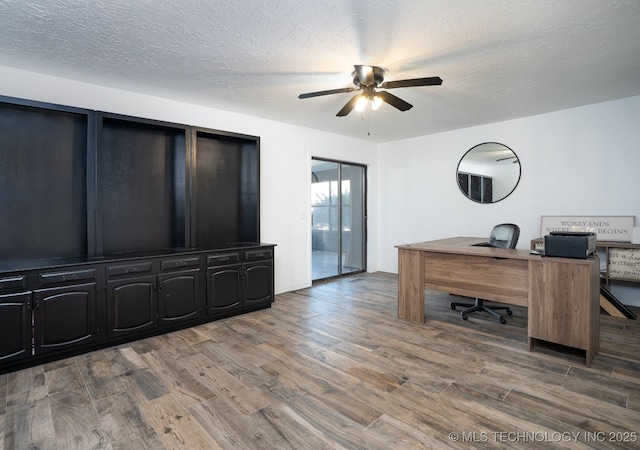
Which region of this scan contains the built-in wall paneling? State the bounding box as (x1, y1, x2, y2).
(0, 100, 88, 261)
(98, 116, 188, 254)
(194, 130, 259, 246)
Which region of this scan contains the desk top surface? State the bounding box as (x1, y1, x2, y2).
(396, 236, 596, 264)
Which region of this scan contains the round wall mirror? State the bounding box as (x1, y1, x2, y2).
(456, 142, 521, 203)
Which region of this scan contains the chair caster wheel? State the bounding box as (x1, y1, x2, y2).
(461, 314, 468, 320)
(506, 309, 513, 316)
(500, 317, 507, 324)
(450, 303, 456, 310)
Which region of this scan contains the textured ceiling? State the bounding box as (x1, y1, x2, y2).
(1, 0, 639, 142)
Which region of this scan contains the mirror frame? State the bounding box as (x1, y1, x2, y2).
(456, 142, 521, 204)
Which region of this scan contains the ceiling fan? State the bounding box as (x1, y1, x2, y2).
(298, 65, 442, 117)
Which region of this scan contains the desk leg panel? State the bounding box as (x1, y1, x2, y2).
(528, 259, 599, 366)
(398, 249, 425, 323)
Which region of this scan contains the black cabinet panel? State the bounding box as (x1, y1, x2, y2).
(244, 261, 274, 306)
(0, 103, 87, 261)
(38, 269, 96, 287)
(107, 261, 153, 277)
(160, 256, 200, 271)
(100, 118, 186, 254)
(0, 276, 27, 294)
(107, 275, 157, 337)
(195, 133, 259, 245)
(34, 283, 97, 353)
(0, 292, 31, 363)
(158, 269, 200, 325)
(207, 252, 240, 265)
(245, 248, 273, 261)
(206, 264, 242, 314)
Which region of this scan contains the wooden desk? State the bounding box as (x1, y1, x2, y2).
(396, 237, 600, 366)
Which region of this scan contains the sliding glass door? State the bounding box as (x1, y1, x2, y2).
(311, 158, 366, 281)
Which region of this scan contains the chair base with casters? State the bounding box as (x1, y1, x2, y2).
(450, 298, 512, 324)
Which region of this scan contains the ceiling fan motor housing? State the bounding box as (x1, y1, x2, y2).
(352, 66, 385, 87)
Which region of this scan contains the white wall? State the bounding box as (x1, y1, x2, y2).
(0, 65, 379, 295)
(378, 95, 640, 305)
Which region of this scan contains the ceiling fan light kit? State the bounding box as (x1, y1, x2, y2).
(298, 65, 442, 117)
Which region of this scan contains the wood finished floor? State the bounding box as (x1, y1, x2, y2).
(2, 272, 640, 449)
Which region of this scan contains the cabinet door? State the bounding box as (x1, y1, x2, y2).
(244, 260, 273, 307)
(206, 264, 242, 315)
(158, 269, 200, 326)
(0, 292, 32, 363)
(107, 275, 157, 338)
(33, 283, 97, 354)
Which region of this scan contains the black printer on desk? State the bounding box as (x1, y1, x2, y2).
(544, 231, 597, 259)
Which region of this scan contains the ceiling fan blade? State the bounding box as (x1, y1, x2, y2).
(380, 76, 443, 89)
(376, 91, 413, 111)
(354, 65, 375, 86)
(298, 87, 356, 99)
(336, 94, 362, 117)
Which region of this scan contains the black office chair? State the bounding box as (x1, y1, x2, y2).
(450, 223, 520, 324)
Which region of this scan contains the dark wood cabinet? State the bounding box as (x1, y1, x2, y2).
(0, 291, 32, 363)
(0, 96, 274, 374)
(0, 245, 274, 373)
(206, 263, 243, 315)
(158, 266, 201, 326)
(206, 248, 274, 315)
(33, 283, 98, 354)
(106, 256, 203, 336)
(107, 274, 157, 338)
(0, 269, 100, 364)
(244, 247, 274, 307)
(244, 260, 274, 307)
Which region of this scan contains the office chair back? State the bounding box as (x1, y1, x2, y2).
(487, 223, 520, 249)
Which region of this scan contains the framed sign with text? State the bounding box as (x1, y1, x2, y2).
(608, 247, 640, 281)
(540, 215, 636, 242)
